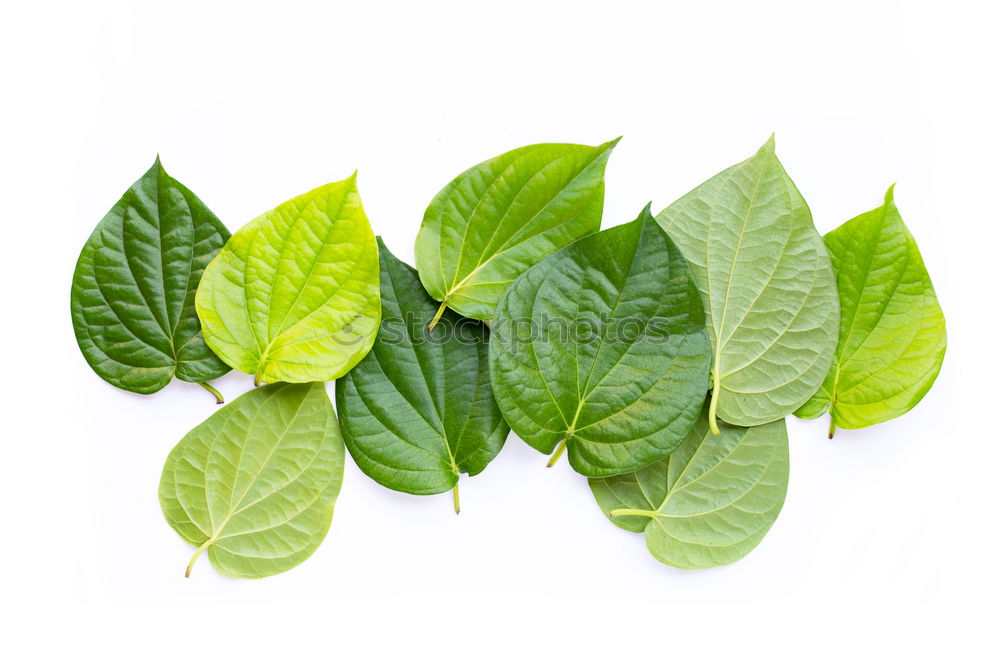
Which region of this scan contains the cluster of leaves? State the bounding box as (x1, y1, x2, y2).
(71, 138, 946, 578)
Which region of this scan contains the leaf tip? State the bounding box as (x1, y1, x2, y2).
(884, 183, 897, 204)
(760, 133, 776, 154)
(605, 135, 623, 149)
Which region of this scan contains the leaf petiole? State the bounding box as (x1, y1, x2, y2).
(452, 483, 460, 515)
(197, 381, 224, 404)
(428, 301, 448, 332)
(546, 434, 570, 468)
(185, 539, 212, 578)
(609, 508, 658, 519)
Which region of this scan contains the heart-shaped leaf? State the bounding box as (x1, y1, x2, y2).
(490, 205, 711, 477)
(656, 137, 839, 432)
(159, 382, 344, 578)
(71, 158, 231, 400)
(336, 240, 509, 512)
(795, 186, 946, 435)
(415, 139, 618, 324)
(590, 407, 788, 569)
(195, 175, 381, 384)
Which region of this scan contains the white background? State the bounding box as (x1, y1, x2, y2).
(1, 0, 995, 664)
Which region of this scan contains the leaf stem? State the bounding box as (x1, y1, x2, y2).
(707, 382, 721, 436)
(609, 508, 658, 519)
(253, 369, 262, 387)
(452, 483, 461, 515)
(546, 435, 570, 468)
(828, 417, 836, 439)
(185, 539, 212, 578)
(197, 381, 224, 404)
(428, 300, 448, 332)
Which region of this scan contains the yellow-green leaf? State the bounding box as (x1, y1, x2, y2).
(196, 175, 380, 384)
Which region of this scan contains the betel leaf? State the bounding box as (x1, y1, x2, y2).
(336, 239, 509, 512)
(656, 137, 838, 432)
(489, 205, 711, 477)
(415, 139, 618, 325)
(195, 175, 381, 384)
(71, 158, 230, 401)
(795, 186, 946, 436)
(159, 382, 344, 578)
(589, 406, 788, 569)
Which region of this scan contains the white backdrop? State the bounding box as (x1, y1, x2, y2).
(2, 0, 995, 664)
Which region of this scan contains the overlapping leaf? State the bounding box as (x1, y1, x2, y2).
(336, 240, 508, 510)
(159, 382, 344, 578)
(795, 186, 946, 434)
(656, 137, 839, 431)
(71, 158, 230, 399)
(590, 407, 788, 569)
(490, 206, 711, 477)
(196, 175, 381, 384)
(415, 140, 618, 324)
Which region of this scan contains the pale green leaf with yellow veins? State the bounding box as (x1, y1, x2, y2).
(590, 406, 788, 569)
(656, 137, 838, 432)
(795, 186, 946, 435)
(159, 382, 344, 578)
(196, 175, 380, 384)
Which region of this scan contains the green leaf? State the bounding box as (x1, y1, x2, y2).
(71, 158, 231, 398)
(159, 382, 344, 578)
(415, 139, 618, 323)
(195, 175, 381, 384)
(489, 205, 712, 477)
(795, 186, 946, 434)
(589, 407, 788, 569)
(656, 137, 839, 432)
(335, 240, 509, 511)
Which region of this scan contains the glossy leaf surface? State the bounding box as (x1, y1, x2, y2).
(159, 382, 344, 578)
(336, 240, 508, 505)
(490, 206, 711, 477)
(590, 408, 788, 569)
(656, 137, 838, 430)
(196, 175, 380, 384)
(415, 140, 618, 322)
(71, 158, 230, 395)
(795, 186, 946, 432)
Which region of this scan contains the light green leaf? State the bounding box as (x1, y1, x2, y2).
(195, 175, 381, 384)
(656, 137, 839, 432)
(795, 186, 946, 434)
(490, 205, 711, 477)
(589, 407, 788, 569)
(159, 382, 344, 578)
(415, 139, 618, 323)
(336, 240, 508, 512)
(71, 158, 230, 400)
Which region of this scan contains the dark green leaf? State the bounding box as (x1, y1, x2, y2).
(71, 158, 230, 398)
(490, 206, 711, 477)
(336, 240, 508, 511)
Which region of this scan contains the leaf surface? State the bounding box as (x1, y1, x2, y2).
(159, 382, 344, 578)
(71, 158, 230, 395)
(490, 206, 711, 477)
(196, 175, 381, 384)
(415, 140, 618, 322)
(589, 407, 788, 569)
(795, 186, 946, 432)
(656, 137, 838, 431)
(336, 240, 509, 507)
